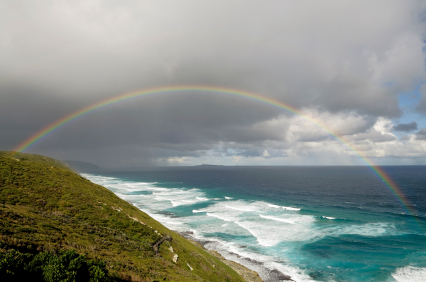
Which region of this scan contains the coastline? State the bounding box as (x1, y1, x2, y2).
(185, 236, 264, 282)
(79, 172, 296, 281)
(177, 231, 293, 282)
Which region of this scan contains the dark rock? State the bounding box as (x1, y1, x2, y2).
(267, 269, 293, 281)
(178, 231, 194, 237)
(243, 257, 264, 266)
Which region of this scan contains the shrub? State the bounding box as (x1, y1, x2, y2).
(0, 249, 112, 282)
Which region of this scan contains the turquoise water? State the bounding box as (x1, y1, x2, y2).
(83, 166, 426, 282)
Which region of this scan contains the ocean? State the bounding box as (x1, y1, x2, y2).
(82, 166, 426, 282)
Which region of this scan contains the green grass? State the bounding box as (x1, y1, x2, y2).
(0, 152, 245, 282)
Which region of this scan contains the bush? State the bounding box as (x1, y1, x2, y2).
(0, 249, 112, 282)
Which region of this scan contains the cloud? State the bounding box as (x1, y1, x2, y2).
(416, 84, 426, 114)
(393, 121, 418, 132)
(415, 129, 426, 140)
(1, 0, 426, 166)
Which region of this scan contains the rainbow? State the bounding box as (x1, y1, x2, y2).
(13, 85, 416, 216)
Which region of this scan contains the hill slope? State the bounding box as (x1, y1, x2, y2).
(63, 160, 102, 173)
(0, 152, 246, 281)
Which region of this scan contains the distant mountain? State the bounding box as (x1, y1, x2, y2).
(63, 160, 102, 172)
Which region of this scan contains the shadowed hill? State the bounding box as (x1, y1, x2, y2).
(63, 160, 103, 173)
(0, 152, 246, 281)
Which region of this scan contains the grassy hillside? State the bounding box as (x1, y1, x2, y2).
(0, 152, 246, 281)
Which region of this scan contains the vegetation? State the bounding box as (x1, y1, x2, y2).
(0, 249, 111, 281)
(0, 151, 245, 281)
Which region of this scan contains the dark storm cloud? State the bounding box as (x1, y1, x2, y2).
(392, 121, 418, 132)
(27, 92, 286, 150)
(1, 0, 425, 165)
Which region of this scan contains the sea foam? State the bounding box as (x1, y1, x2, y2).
(392, 266, 426, 282)
(260, 214, 296, 224)
(282, 206, 301, 211)
(83, 172, 421, 282)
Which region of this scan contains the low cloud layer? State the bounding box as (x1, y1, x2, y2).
(1, 0, 426, 166)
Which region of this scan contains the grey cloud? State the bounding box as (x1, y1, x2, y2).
(415, 129, 426, 140)
(295, 134, 330, 143)
(368, 134, 397, 143)
(26, 92, 285, 150)
(393, 121, 418, 132)
(1, 0, 426, 165)
(314, 73, 401, 117)
(415, 84, 426, 114)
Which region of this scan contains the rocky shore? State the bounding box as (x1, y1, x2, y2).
(179, 231, 294, 282)
(187, 238, 263, 282)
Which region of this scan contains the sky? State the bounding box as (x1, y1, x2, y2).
(1, 0, 426, 168)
